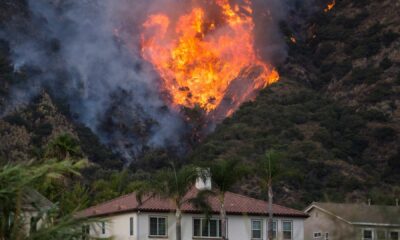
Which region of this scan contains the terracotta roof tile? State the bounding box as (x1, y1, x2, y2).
(77, 187, 307, 218)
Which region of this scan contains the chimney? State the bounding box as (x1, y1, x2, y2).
(195, 168, 212, 190)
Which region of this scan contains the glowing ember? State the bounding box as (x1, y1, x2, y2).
(324, 0, 336, 12)
(141, 0, 279, 116)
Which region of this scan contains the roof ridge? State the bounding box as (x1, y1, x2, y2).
(81, 192, 137, 212)
(227, 191, 293, 208)
(316, 202, 400, 208)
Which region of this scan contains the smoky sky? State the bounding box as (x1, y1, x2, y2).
(0, 0, 293, 161)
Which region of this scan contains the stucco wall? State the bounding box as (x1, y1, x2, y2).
(89, 212, 305, 240)
(304, 208, 355, 240)
(304, 207, 400, 240)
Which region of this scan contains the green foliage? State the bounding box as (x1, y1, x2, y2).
(379, 57, 392, 70)
(45, 133, 82, 160)
(0, 159, 89, 240)
(349, 67, 383, 85)
(75, 124, 123, 169)
(208, 158, 249, 196)
(371, 127, 397, 142)
(91, 169, 139, 204)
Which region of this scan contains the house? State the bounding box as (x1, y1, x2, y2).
(77, 179, 308, 240)
(304, 202, 400, 240)
(21, 189, 55, 235)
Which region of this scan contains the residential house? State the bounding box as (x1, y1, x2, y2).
(21, 189, 55, 235)
(304, 202, 400, 240)
(77, 179, 308, 240)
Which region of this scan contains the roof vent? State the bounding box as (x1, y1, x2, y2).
(195, 168, 212, 190)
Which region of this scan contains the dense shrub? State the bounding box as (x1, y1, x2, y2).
(361, 109, 390, 122)
(379, 57, 392, 70)
(371, 127, 397, 142)
(363, 83, 393, 103)
(349, 67, 383, 85)
(382, 30, 400, 47)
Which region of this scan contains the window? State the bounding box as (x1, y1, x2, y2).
(314, 232, 322, 238)
(101, 222, 106, 235)
(325, 232, 329, 240)
(377, 230, 387, 240)
(267, 221, 277, 239)
(363, 229, 373, 240)
(30, 217, 37, 233)
(283, 221, 293, 240)
(129, 217, 134, 236)
(251, 220, 262, 239)
(82, 225, 90, 240)
(149, 216, 167, 236)
(390, 231, 399, 240)
(193, 218, 222, 237)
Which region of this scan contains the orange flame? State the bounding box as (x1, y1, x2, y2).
(141, 0, 279, 116)
(324, 0, 336, 12)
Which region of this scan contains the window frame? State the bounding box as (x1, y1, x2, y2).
(377, 229, 387, 240)
(149, 215, 168, 237)
(362, 228, 374, 240)
(192, 217, 222, 238)
(282, 220, 293, 240)
(101, 221, 106, 235)
(251, 219, 263, 240)
(314, 232, 322, 239)
(129, 216, 134, 236)
(266, 220, 278, 240)
(389, 231, 400, 240)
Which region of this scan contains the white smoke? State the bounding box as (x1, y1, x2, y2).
(0, 0, 294, 161)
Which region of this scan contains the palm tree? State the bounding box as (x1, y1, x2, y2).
(0, 159, 89, 240)
(135, 163, 198, 240)
(256, 150, 282, 240)
(45, 133, 81, 160)
(208, 158, 249, 240)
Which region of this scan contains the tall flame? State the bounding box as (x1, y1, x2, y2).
(324, 0, 336, 12)
(141, 0, 279, 116)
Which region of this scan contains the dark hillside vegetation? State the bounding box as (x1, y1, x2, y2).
(190, 0, 400, 207)
(0, 0, 399, 209)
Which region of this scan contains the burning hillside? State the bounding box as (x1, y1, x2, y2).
(140, 0, 279, 120)
(0, 0, 286, 159)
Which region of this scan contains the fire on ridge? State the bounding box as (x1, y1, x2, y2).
(141, 0, 279, 119)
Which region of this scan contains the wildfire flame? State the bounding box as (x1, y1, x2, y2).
(324, 0, 336, 12)
(141, 0, 279, 117)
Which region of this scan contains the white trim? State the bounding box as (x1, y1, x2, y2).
(313, 232, 322, 239)
(251, 219, 263, 240)
(389, 230, 400, 240)
(305, 204, 400, 227)
(305, 205, 352, 224)
(192, 217, 222, 238)
(361, 228, 374, 240)
(325, 232, 329, 240)
(353, 222, 400, 227)
(148, 215, 168, 237)
(282, 220, 293, 240)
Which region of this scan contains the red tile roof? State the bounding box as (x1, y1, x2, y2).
(77, 187, 308, 218)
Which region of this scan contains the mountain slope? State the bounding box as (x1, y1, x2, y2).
(190, 0, 400, 207)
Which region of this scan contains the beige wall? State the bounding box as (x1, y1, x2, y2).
(304, 208, 355, 240)
(304, 207, 400, 240)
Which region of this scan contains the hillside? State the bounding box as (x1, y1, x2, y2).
(190, 0, 400, 207)
(0, 0, 399, 209)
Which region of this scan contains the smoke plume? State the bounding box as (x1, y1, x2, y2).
(0, 0, 291, 161)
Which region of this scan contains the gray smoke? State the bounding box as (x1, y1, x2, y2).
(0, 0, 294, 161)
